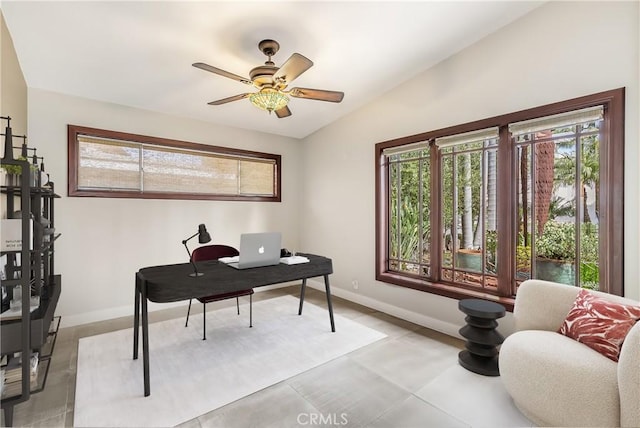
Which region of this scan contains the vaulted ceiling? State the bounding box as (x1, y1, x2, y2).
(2, 1, 543, 138)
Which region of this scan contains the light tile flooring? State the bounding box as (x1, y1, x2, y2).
(2, 286, 530, 428)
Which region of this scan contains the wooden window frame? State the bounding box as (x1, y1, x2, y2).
(68, 125, 281, 202)
(375, 88, 625, 310)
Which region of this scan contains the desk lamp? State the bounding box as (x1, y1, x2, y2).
(182, 224, 211, 277)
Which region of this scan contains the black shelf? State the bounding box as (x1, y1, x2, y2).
(39, 316, 61, 360)
(0, 185, 59, 197)
(1, 121, 62, 426)
(1, 315, 61, 402)
(0, 276, 61, 355)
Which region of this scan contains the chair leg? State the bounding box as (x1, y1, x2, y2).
(185, 299, 192, 327)
(249, 294, 253, 328)
(202, 302, 206, 340)
(236, 297, 240, 315)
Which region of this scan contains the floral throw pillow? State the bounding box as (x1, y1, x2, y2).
(559, 289, 640, 362)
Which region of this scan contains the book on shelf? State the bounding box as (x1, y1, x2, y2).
(1, 218, 34, 251)
(1, 352, 39, 398)
(0, 301, 39, 320)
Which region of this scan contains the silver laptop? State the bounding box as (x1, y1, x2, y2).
(227, 232, 282, 269)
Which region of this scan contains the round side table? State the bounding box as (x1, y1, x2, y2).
(458, 299, 506, 376)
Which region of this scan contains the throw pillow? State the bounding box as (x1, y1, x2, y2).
(559, 289, 640, 362)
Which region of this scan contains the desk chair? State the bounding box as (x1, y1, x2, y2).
(185, 244, 254, 340)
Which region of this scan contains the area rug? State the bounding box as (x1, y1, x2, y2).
(74, 295, 386, 427)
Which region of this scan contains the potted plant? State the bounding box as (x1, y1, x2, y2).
(456, 247, 482, 271)
(0, 161, 22, 186)
(535, 221, 576, 285)
(0, 157, 38, 186)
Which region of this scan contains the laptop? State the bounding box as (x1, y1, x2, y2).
(226, 232, 282, 269)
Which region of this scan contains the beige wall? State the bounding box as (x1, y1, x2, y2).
(301, 1, 639, 336)
(27, 89, 302, 326)
(0, 11, 27, 148)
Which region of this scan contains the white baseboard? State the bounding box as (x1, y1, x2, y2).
(60, 279, 464, 338)
(305, 279, 464, 339)
(59, 283, 292, 328)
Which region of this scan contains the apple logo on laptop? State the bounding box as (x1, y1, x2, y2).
(258, 246, 265, 254)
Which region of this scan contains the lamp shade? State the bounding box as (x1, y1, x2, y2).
(249, 89, 289, 113)
(197, 224, 211, 244)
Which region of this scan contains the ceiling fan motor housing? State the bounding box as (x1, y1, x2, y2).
(250, 40, 283, 89)
(249, 65, 279, 88)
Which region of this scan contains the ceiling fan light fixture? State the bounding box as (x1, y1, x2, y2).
(249, 88, 289, 113)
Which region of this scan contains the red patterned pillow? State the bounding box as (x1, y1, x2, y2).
(559, 289, 640, 362)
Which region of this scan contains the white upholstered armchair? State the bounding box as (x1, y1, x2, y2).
(499, 280, 640, 427)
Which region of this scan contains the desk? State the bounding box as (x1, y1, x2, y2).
(133, 253, 334, 396)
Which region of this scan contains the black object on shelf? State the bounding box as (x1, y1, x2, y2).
(2, 116, 13, 160)
(457, 298, 506, 376)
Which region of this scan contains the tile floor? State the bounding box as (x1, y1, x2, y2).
(2, 286, 531, 427)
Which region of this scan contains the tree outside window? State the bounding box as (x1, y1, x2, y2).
(375, 88, 624, 305)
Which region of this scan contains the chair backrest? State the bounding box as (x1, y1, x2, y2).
(515, 279, 640, 332)
(192, 244, 239, 262)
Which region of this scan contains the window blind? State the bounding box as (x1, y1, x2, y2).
(382, 141, 430, 157)
(509, 106, 603, 136)
(78, 137, 140, 191)
(435, 127, 499, 148)
(76, 134, 276, 197)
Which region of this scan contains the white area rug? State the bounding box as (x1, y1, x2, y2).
(74, 296, 386, 427)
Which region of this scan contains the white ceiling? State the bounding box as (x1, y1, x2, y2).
(2, 1, 543, 139)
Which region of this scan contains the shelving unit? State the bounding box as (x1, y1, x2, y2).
(0, 116, 62, 427)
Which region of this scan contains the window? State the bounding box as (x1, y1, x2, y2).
(68, 125, 281, 201)
(376, 88, 624, 307)
(437, 128, 499, 293)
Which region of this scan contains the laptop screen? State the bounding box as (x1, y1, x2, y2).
(232, 232, 281, 269)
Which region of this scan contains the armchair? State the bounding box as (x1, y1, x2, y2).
(499, 280, 640, 427)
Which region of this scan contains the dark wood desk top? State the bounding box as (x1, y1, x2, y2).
(137, 253, 333, 303)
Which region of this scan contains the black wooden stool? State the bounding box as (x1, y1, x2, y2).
(458, 299, 506, 376)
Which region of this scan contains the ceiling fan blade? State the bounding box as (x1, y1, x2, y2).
(207, 93, 251, 105)
(272, 53, 313, 86)
(288, 88, 344, 103)
(193, 62, 252, 85)
(275, 106, 292, 118)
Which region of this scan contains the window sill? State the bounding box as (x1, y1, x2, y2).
(376, 271, 515, 312)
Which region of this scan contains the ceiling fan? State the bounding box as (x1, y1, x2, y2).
(193, 39, 344, 118)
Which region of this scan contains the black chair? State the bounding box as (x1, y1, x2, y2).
(185, 244, 254, 340)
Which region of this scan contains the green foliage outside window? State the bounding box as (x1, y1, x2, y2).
(536, 221, 575, 261)
(536, 221, 598, 263)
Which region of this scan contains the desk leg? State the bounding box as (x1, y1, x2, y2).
(141, 282, 151, 396)
(298, 278, 307, 315)
(133, 273, 140, 360)
(324, 275, 336, 332)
